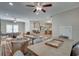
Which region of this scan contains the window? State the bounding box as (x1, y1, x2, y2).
(13, 25, 18, 32)
(6, 24, 18, 33)
(6, 25, 12, 33)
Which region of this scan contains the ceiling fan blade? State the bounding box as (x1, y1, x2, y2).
(33, 9, 37, 12)
(43, 4, 52, 7)
(41, 9, 46, 13)
(26, 5, 35, 7)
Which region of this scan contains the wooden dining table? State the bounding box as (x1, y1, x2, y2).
(27, 39, 74, 56)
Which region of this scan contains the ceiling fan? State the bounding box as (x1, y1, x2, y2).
(25, 2, 52, 13)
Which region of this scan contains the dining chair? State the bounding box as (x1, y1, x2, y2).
(11, 40, 29, 55)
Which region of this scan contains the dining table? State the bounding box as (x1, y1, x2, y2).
(27, 38, 74, 56)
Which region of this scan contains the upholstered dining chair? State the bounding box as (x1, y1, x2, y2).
(11, 40, 29, 55)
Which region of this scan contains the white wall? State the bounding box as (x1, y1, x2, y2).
(25, 20, 31, 32)
(52, 7, 79, 42)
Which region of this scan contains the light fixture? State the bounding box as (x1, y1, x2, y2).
(36, 6, 42, 11)
(36, 3, 42, 11)
(36, 11, 40, 15)
(35, 6, 42, 15)
(9, 2, 13, 6)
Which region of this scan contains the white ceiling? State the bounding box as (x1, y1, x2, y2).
(0, 2, 79, 21)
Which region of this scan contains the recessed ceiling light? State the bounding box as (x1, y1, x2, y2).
(9, 2, 13, 6)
